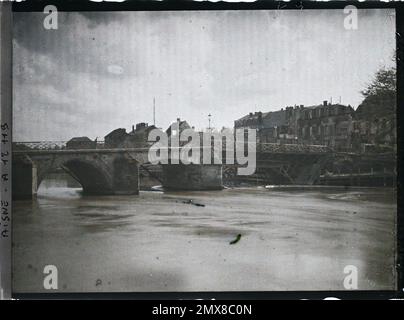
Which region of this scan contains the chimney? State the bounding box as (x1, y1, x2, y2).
(177, 118, 181, 122)
(323, 100, 328, 106)
(132, 125, 135, 132)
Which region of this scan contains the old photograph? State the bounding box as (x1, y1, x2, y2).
(11, 8, 397, 292)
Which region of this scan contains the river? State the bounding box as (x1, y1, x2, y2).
(12, 174, 397, 293)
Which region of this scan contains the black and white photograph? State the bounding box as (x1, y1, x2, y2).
(2, 2, 400, 297)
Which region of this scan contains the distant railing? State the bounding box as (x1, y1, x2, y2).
(13, 141, 67, 150)
(257, 143, 331, 154)
(13, 140, 331, 154)
(13, 141, 105, 151)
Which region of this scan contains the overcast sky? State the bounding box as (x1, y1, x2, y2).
(13, 9, 395, 141)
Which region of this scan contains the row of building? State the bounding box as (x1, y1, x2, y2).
(65, 99, 395, 154)
(234, 100, 396, 152)
(65, 120, 191, 150)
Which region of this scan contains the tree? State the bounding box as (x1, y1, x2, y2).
(358, 66, 396, 116)
(354, 65, 397, 149)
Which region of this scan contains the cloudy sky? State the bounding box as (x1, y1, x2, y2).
(13, 9, 395, 141)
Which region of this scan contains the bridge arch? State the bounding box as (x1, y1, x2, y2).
(32, 155, 115, 195)
(60, 158, 114, 195)
(13, 152, 139, 198)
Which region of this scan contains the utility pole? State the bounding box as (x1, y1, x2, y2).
(153, 97, 156, 126)
(208, 113, 212, 132)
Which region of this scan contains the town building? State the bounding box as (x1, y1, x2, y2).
(351, 99, 396, 152)
(295, 101, 354, 150)
(234, 101, 355, 150)
(166, 118, 194, 147)
(104, 123, 162, 149)
(104, 128, 127, 148)
(123, 123, 160, 148)
(66, 137, 96, 149)
(166, 118, 191, 137)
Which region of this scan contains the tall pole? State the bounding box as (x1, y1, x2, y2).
(208, 113, 211, 131)
(153, 97, 156, 126)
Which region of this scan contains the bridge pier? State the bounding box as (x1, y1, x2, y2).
(111, 157, 139, 195)
(162, 164, 223, 190)
(12, 160, 38, 199)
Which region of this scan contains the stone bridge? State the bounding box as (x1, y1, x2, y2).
(12, 147, 149, 199)
(12, 142, 225, 198)
(12, 141, 344, 198)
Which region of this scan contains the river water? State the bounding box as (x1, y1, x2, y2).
(13, 175, 397, 292)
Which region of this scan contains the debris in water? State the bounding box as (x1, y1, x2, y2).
(230, 234, 242, 245)
(182, 199, 205, 207)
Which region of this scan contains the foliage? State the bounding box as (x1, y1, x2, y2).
(359, 66, 396, 116)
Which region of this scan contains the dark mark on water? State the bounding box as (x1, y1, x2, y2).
(182, 199, 205, 207)
(229, 234, 242, 245)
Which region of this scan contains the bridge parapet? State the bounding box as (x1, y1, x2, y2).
(13, 141, 332, 158)
(13, 141, 106, 151)
(257, 143, 331, 154)
(13, 141, 67, 150)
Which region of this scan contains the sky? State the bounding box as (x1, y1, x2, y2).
(13, 9, 396, 141)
